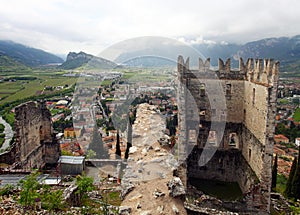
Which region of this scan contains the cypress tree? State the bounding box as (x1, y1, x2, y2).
(125, 121, 132, 160)
(271, 154, 278, 191)
(115, 131, 121, 158)
(291, 147, 300, 200)
(285, 156, 297, 198)
(88, 124, 108, 159)
(124, 142, 132, 160)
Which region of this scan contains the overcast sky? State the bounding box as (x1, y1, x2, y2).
(0, 0, 299, 56)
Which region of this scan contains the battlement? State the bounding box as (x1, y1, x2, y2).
(177, 56, 279, 86)
(177, 55, 279, 213)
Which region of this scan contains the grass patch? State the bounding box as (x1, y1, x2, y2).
(278, 98, 289, 105)
(0, 137, 4, 148)
(293, 108, 300, 122)
(102, 190, 122, 206)
(0, 124, 4, 133)
(0, 73, 77, 105)
(276, 174, 287, 194)
(3, 112, 14, 128)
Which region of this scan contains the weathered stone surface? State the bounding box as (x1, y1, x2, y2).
(120, 181, 135, 199)
(184, 201, 239, 215)
(177, 56, 279, 213)
(119, 206, 132, 215)
(172, 204, 179, 214)
(139, 210, 152, 215)
(153, 188, 165, 199)
(0, 101, 60, 169)
(167, 177, 186, 197)
(157, 205, 164, 214)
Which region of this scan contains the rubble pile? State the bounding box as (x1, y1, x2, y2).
(120, 103, 187, 214)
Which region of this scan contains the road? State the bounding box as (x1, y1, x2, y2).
(0, 116, 13, 151)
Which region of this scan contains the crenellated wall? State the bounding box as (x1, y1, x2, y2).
(177, 56, 279, 214)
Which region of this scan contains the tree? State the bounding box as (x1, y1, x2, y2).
(115, 131, 121, 158)
(18, 172, 40, 209)
(88, 124, 109, 159)
(41, 185, 64, 211)
(291, 147, 300, 200)
(75, 175, 94, 205)
(124, 142, 132, 160)
(86, 149, 96, 159)
(271, 154, 278, 191)
(285, 156, 297, 198)
(125, 121, 133, 160)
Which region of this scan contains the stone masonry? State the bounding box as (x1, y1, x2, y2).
(177, 56, 279, 214)
(3, 101, 60, 169)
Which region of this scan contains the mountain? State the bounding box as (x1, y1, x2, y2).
(233, 35, 300, 72)
(59, 51, 118, 70)
(0, 54, 29, 72)
(0, 40, 63, 67)
(112, 35, 300, 73)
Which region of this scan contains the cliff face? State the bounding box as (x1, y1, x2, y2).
(59, 51, 117, 70)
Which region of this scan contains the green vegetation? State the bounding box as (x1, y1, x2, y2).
(86, 149, 97, 159)
(115, 131, 121, 158)
(18, 172, 65, 212)
(278, 98, 289, 105)
(291, 150, 300, 200)
(284, 147, 300, 213)
(0, 75, 77, 105)
(276, 122, 300, 143)
(61, 149, 73, 156)
(40, 186, 64, 211)
(276, 174, 287, 194)
(0, 133, 5, 148)
(293, 108, 300, 122)
(75, 175, 94, 205)
(0, 40, 63, 67)
(272, 154, 278, 191)
(0, 184, 14, 197)
(0, 124, 5, 147)
(18, 172, 40, 209)
(88, 124, 109, 159)
(0, 123, 4, 133)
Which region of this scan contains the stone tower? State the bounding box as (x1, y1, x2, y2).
(13, 101, 60, 169)
(177, 56, 279, 214)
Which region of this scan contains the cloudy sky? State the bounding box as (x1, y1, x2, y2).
(0, 0, 299, 56)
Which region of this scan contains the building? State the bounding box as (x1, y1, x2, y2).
(58, 156, 85, 175)
(274, 134, 289, 144)
(295, 137, 300, 146)
(64, 127, 81, 139)
(177, 56, 279, 214)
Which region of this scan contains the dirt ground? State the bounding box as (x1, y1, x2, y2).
(120, 103, 187, 215)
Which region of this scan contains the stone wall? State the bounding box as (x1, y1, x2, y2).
(177, 56, 279, 214)
(0, 101, 60, 169)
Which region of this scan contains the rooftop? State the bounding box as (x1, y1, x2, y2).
(58, 156, 85, 165)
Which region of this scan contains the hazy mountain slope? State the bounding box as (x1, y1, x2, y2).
(0, 40, 63, 67)
(0, 54, 29, 72)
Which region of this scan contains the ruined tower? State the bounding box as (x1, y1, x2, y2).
(13, 101, 60, 169)
(177, 56, 279, 214)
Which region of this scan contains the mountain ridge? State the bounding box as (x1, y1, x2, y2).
(0, 40, 64, 67)
(59, 51, 118, 70)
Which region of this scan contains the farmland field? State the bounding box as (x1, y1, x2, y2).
(0, 70, 78, 105)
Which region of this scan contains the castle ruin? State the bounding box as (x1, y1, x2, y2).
(177, 56, 279, 214)
(0, 101, 60, 169)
